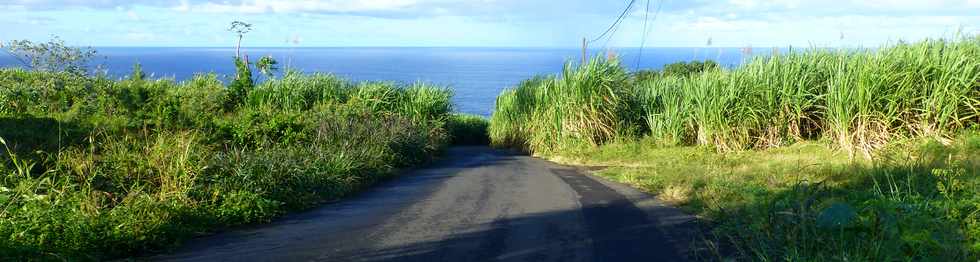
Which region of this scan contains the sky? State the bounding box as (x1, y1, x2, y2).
(1, 0, 979, 47)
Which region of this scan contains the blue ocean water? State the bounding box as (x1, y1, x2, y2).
(0, 47, 749, 116)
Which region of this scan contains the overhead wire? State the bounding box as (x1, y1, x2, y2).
(635, 0, 664, 69)
(586, 0, 668, 65)
(588, 0, 637, 44)
(600, 9, 633, 51)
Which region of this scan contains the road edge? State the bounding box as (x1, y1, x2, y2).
(571, 167, 718, 261)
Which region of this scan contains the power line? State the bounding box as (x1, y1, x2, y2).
(600, 5, 638, 51)
(635, 0, 664, 69)
(588, 0, 637, 44)
(635, 0, 651, 69)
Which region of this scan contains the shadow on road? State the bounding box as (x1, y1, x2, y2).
(158, 147, 701, 262)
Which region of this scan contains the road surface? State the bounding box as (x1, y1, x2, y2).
(156, 147, 700, 262)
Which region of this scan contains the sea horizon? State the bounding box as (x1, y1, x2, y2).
(0, 46, 752, 116)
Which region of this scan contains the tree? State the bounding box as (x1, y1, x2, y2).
(631, 60, 720, 83)
(256, 55, 279, 78)
(131, 62, 146, 81)
(226, 20, 255, 107)
(662, 60, 718, 77)
(1, 36, 97, 75)
(228, 21, 252, 59)
(229, 57, 253, 107)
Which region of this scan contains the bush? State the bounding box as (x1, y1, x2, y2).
(0, 69, 454, 260)
(632, 60, 720, 83)
(448, 114, 490, 145)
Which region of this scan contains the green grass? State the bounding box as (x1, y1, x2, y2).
(489, 36, 980, 260)
(489, 59, 639, 153)
(551, 134, 980, 261)
(0, 69, 454, 260)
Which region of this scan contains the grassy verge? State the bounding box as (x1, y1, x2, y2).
(550, 135, 979, 260)
(0, 69, 454, 260)
(489, 36, 980, 260)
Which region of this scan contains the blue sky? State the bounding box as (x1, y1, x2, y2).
(1, 0, 979, 47)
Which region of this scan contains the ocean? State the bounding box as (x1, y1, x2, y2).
(0, 47, 750, 116)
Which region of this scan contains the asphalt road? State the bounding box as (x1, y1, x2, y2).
(156, 147, 700, 262)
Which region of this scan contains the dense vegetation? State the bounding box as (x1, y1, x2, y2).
(447, 114, 491, 145)
(490, 37, 980, 260)
(632, 60, 720, 83)
(492, 38, 980, 155)
(0, 68, 475, 260)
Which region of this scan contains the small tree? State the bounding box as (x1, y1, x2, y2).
(1, 36, 97, 75)
(131, 62, 146, 81)
(228, 21, 252, 59)
(226, 21, 255, 107)
(228, 57, 254, 107)
(662, 60, 718, 77)
(256, 55, 279, 79)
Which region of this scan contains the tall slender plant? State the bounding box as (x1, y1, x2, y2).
(228, 21, 252, 59)
(131, 62, 146, 81)
(228, 21, 255, 106)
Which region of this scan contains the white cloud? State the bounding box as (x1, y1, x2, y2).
(686, 16, 768, 32)
(728, 0, 801, 9)
(853, 0, 968, 10)
(126, 10, 141, 20)
(645, 12, 979, 47)
(175, 0, 422, 13)
(3, 0, 980, 47)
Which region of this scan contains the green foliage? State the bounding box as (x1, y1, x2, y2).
(663, 60, 719, 76)
(490, 36, 980, 260)
(489, 56, 637, 153)
(255, 56, 279, 78)
(491, 37, 980, 156)
(1, 37, 98, 75)
(0, 67, 454, 260)
(399, 83, 454, 123)
(448, 114, 490, 145)
(816, 203, 858, 229)
(633, 60, 720, 83)
(130, 62, 145, 81)
(558, 134, 980, 261)
(228, 21, 253, 36)
(228, 21, 253, 58)
(229, 57, 254, 107)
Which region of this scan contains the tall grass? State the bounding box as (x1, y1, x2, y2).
(490, 36, 980, 260)
(489, 58, 638, 153)
(0, 69, 454, 260)
(490, 37, 980, 156)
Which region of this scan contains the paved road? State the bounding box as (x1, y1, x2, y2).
(156, 147, 700, 262)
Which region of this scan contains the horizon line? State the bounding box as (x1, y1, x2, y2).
(78, 45, 855, 49)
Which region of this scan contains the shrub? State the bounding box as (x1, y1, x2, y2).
(448, 114, 490, 145)
(0, 67, 455, 260)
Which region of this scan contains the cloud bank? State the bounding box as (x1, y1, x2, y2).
(1, 0, 977, 47)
